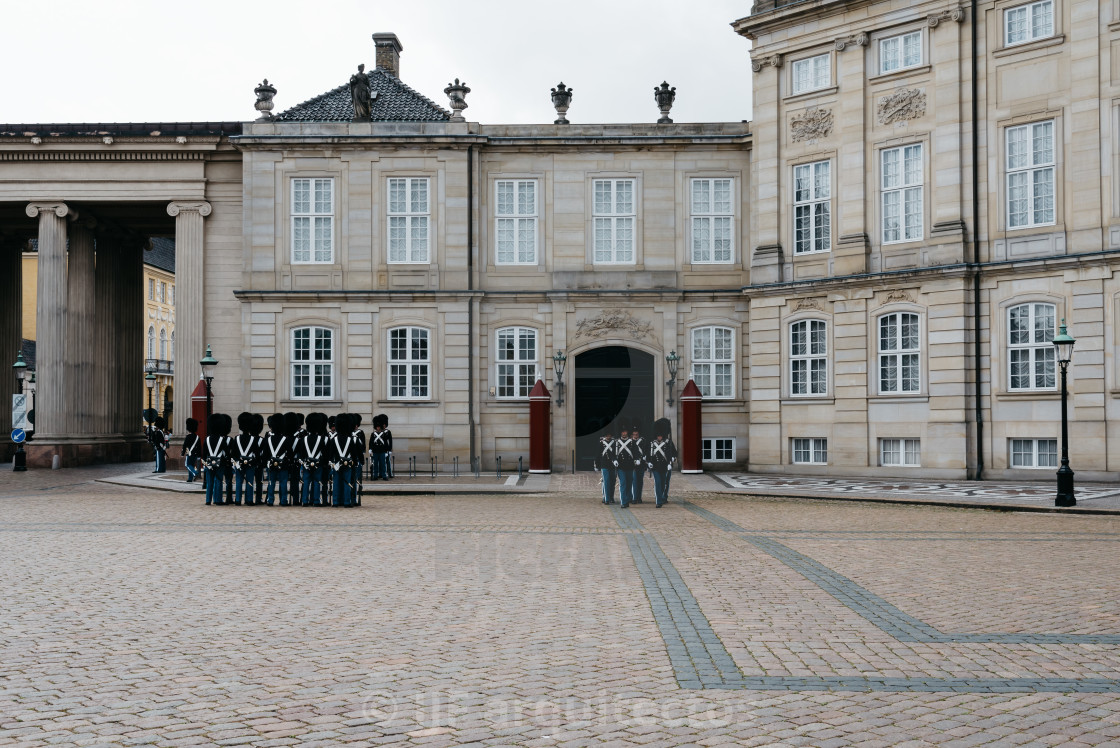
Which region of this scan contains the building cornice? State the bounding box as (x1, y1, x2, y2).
(733, 0, 875, 41)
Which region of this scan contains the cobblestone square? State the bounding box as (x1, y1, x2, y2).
(3, 472, 1120, 746)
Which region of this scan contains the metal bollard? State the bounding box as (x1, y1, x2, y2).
(518, 455, 523, 480)
(474, 456, 480, 479)
(430, 456, 436, 479)
(408, 456, 416, 478)
(497, 455, 502, 480)
(391, 454, 396, 479)
(453, 456, 458, 478)
(571, 450, 576, 474)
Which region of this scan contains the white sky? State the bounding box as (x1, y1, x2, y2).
(0, 0, 754, 126)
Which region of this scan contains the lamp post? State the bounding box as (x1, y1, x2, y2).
(12, 352, 27, 471)
(552, 350, 567, 407)
(199, 344, 218, 419)
(145, 370, 156, 411)
(665, 351, 681, 407)
(1053, 320, 1076, 507)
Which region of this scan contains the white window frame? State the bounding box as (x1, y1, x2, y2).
(880, 438, 921, 467)
(878, 312, 921, 393)
(147, 326, 155, 359)
(792, 437, 828, 464)
(495, 180, 538, 265)
(881, 144, 923, 244)
(148, 278, 154, 300)
(495, 327, 539, 399)
(1005, 0, 1054, 46)
(159, 328, 167, 360)
(702, 438, 736, 463)
(592, 178, 636, 265)
(291, 177, 334, 264)
(790, 319, 828, 397)
(793, 161, 831, 254)
(388, 177, 431, 264)
(388, 326, 431, 401)
(1007, 302, 1056, 391)
(879, 31, 922, 74)
(1010, 438, 1058, 468)
(170, 285, 175, 306)
(690, 178, 734, 264)
(1006, 121, 1055, 229)
(291, 326, 334, 400)
(159, 282, 166, 304)
(170, 331, 174, 363)
(690, 326, 735, 399)
(791, 53, 830, 95)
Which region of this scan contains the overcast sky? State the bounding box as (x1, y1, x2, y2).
(1, 0, 754, 126)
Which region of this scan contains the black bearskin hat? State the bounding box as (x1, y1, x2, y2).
(250, 413, 264, 437)
(336, 413, 352, 437)
(220, 413, 233, 437)
(374, 413, 388, 429)
(237, 411, 253, 434)
(267, 413, 284, 433)
(284, 411, 303, 436)
(154, 416, 167, 430)
(305, 412, 328, 435)
(207, 413, 224, 438)
(352, 413, 363, 427)
(185, 418, 198, 434)
(653, 418, 671, 439)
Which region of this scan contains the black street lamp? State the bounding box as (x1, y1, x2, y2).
(145, 370, 156, 411)
(1053, 320, 1076, 507)
(12, 352, 28, 472)
(552, 350, 567, 407)
(665, 351, 681, 407)
(200, 344, 218, 419)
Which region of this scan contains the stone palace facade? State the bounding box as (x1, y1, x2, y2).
(3, 1, 1120, 480)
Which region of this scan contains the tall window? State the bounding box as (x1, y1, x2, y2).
(793, 161, 831, 254)
(881, 144, 923, 243)
(880, 438, 920, 467)
(1008, 303, 1056, 391)
(147, 326, 155, 359)
(879, 312, 920, 393)
(790, 320, 827, 397)
(792, 438, 827, 464)
(170, 332, 174, 363)
(159, 282, 166, 303)
(292, 178, 333, 263)
(170, 285, 175, 306)
(879, 31, 922, 73)
(291, 327, 333, 399)
(495, 327, 538, 398)
(1005, 0, 1053, 46)
(389, 327, 430, 400)
(388, 177, 430, 263)
(159, 328, 167, 360)
(148, 278, 154, 300)
(592, 178, 635, 264)
(495, 180, 538, 265)
(1011, 438, 1057, 468)
(690, 178, 733, 264)
(791, 53, 830, 94)
(1007, 121, 1055, 228)
(691, 326, 734, 398)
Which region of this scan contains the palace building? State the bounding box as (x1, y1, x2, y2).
(3, 1, 1119, 480)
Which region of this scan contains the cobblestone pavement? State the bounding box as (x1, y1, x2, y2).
(3, 472, 1120, 745)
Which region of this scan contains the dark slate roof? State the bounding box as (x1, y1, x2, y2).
(146, 237, 175, 273)
(276, 68, 450, 122)
(20, 340, 36, 371)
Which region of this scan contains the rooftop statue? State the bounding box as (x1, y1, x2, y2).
(350, 64, 371, 121)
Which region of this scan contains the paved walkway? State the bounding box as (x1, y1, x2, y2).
(2, 466, 1120, 745)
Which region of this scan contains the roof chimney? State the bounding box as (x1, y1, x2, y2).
(373, 33, 403, 77)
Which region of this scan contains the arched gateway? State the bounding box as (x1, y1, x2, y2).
(574, 346, 654, 471)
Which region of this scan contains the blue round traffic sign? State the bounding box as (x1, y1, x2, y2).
(11, 428, 26, 444)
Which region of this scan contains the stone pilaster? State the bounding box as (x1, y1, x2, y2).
(26, 202, 75, 440)
(168, 201, 210, 436)
(94, 234, 120, 436)
(67, 220, 97, 436)
(0, 234, 24, 445)
(120, 239, 145, 438)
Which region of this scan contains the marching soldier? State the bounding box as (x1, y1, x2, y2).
(181, 418, 201, 483)
(369, 417, 392, 481)
(327, 413, 358, 508)
(221, 413, 235, 502)
(630, 423, 648, 504)
(232, 412, 258, 506)
(350, 414, 366, 505)
(593, 429, 617, 505)
(251, 413, 266, 505)
(151, 416, 169, 474)
(296, 413, 328, 507)
(614, 425, 637, 508)
(263, 413, 291, 506)
(285, 412, 305, 506)
(649, 418, 677, 508)
(202, 413, 229, 505)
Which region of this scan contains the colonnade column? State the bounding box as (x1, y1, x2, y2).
(168, 201, 210, 436)
(67, 219, 97, 436)
(26, 202, 75, 440)
(0, 234, 24, 442)
(119, 238, 145, 438)
(94, 234, 120, 437)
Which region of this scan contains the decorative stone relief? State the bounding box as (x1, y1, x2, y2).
(794, 298, 823, 312)
(877, 89, 926, 126)
(834, 32, 868, 51)
(927, 7, 966, 27)
(790, 108, 833, 142)
(883, 289, 915, 304)
(751, 54, 783, 73)
(573, 310, 654, 342)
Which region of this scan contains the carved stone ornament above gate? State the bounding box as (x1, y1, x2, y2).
(790, 108, 833, 142)
(877, 88, 926, 126)
(794, 297, 823, 312)
(883, 289, 915, 304)
(573, 310, 654, 342)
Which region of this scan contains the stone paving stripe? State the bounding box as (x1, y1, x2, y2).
(683, 501, 1120, 646)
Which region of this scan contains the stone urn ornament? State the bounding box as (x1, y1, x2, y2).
(254, 79, 277, 121)
(551, 82, 573, 124)
(654, 81, 676, 124)
(444, 79, 470, 122)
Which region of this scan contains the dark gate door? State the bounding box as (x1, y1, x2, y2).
(574, 346, 654, 470)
